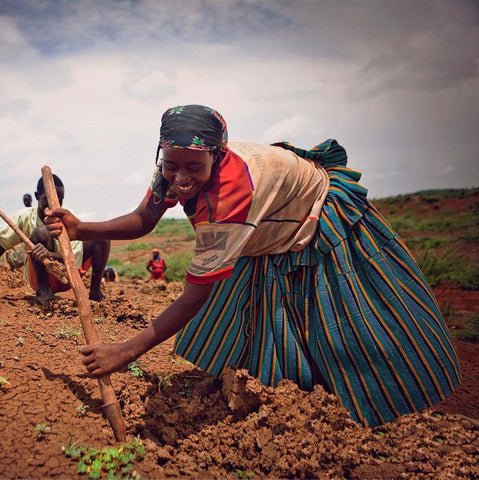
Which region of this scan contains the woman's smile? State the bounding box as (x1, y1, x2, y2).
(161, 148, 215, 200)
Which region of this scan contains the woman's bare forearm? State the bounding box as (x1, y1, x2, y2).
(76, 195, 167, 241)
(81, 281, 214, 377)
(76, 211, 160, 240)
(122, 282, 213, 362)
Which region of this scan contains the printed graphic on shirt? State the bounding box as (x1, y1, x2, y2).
(185, 142, 329, 283)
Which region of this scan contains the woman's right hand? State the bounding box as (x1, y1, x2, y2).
(44, 207, 81, 239)
(81, 342, 133, 377)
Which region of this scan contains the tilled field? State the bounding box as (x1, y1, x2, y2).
(0, 267, 478, 479)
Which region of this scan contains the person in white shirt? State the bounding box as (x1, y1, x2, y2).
(0, 174, 110, 303)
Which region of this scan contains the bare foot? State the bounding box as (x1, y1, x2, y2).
(36, 289, 57, 304)
(89, 290, 105, 302)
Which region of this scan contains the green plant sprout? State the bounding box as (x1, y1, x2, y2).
(0, 377, 10, 388)
(168, 351, 193, 366)
(178, 378, 192, 397)
(76, 404, 89, 417)
(54, 325, 81, 340)
(35, 332, 47, 344)
(156, 372, 175, 392)
(128, 362, 144, 378)
(63, 437, 145, 479)
(233, 469, 254, 479)
(35, 424, 51, 439)
(16, 337, 24, 346)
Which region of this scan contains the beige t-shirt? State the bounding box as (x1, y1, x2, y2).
(178, 142, 329, 283)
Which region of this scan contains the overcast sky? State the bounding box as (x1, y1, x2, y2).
(1, 0, 478, 222)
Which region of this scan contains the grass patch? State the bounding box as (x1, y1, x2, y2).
(164, 249, 194, 282)
(415, 248, 479, 289)
(153, 219, 195, 241)
(453, 315, 479, 341)
(113, 261, 148, 280)
(388, 212, 477, 234)
(442, 304, 479, 341)
(404, 236, 447, 250)
(122, 243, 151, 252)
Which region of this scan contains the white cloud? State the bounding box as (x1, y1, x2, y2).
(0, 0, 478, 222)
(261, 115, 309, 144)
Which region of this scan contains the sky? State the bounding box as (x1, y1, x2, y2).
(0, 0, 478, 222)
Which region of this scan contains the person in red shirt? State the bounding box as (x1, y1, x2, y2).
(146, 248, 167, 280)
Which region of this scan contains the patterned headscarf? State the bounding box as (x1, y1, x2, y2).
(157, 104, 228, 158)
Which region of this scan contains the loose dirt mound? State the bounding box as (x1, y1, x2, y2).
(0, 267, 478, 479)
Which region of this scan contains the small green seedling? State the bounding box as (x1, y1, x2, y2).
(76, 404, 89, 417)
(168, 351, 193, 366)
(157, 372, 175, 392)
(128, 362, 144, 378)
(17, 337, 24, 346)
(63, 437, 145, 479)
(35, 424, 51, 439)
(94, 317, 104, 324)
(233, 469, 254, 479)
(54, 324, 81, 340)
(35, 332, 47, 344)
(0, 377, 10, 389)
(178, 378, 192, 397)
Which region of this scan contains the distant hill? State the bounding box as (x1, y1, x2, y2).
(373, 187, 479, 289)
(109, 188, 479, 289)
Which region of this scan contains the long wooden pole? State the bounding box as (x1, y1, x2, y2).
(41, 166, 126, 442)
(0, 206, 69, 284)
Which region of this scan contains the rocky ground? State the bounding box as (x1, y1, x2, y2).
(0, 267, 478, 479)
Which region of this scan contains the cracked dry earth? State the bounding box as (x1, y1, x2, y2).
(0, 267, 478, 479)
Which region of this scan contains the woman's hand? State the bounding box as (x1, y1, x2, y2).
(81, 343, 133, 377)
(80, 281, 214, 378)
(44, 207, 81, 239)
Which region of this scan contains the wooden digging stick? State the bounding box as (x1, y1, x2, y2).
(0, 206, 69, 284)
(41, 166, 126, 442)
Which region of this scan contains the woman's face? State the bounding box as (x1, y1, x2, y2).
(161, 148, 215, 200)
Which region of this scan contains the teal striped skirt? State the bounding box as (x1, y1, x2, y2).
(174, 164, 461, 426)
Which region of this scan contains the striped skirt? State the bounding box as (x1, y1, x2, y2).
(174, 165, 461, 427)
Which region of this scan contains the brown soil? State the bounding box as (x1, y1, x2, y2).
(0, 267, 478, 479)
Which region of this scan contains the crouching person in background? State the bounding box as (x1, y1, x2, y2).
(0, 174, 110, 304)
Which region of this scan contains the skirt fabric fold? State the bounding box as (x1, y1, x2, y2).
(174, 163, 461, 426)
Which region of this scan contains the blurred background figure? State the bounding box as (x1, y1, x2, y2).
(3, 193, 35, 269)
(5, 246, 27, 270)
(102, 265, 119, 283)
(23, 193, 33, 208)
(146, 248, 167, 281)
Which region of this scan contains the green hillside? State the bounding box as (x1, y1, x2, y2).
(373, 187, 479, 290)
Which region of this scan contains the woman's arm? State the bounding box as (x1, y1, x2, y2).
(81, 281, 214, 377)
(44, 194, 167, 241)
